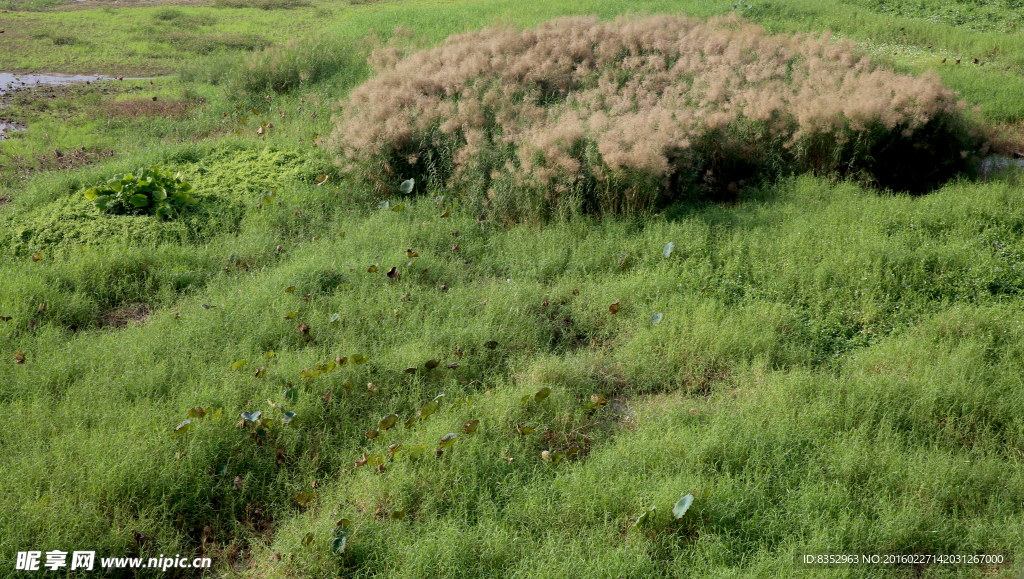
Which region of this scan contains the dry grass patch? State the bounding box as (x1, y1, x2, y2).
(334, 14, 985, 221)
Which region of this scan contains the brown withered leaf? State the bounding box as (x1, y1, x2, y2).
(355, 453, 369, 468)
(386, 267, 400, 280)
(609, 299, 621, 314)
(232, 476, 243, 490)
(275, 448, 286, 467)
(14, 350, 26, 364)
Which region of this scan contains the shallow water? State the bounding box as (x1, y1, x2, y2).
(980, 155, 1024, 178)
(0, 72, 120, 139)
(0, 72, 115, 96)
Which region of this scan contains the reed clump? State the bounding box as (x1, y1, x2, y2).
(332, 14, 984, 220)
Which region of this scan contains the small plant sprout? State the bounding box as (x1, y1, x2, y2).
(583, 393, 608, 410)
(632, 506, 656, 530)
(541, 450, 563, 465)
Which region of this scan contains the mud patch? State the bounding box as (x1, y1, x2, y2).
(4, 146, 116, 178)
(102, 303, 151, 329)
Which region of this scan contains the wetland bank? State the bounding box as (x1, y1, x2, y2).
(1, 0, 1024, 577)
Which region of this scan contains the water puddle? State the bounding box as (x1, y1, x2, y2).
(0, 72, 116, 97)
(980, 154, 1024, 179)
(0, 72, 122, 139)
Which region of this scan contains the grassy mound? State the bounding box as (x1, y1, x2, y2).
(333, 14, 985, 221)
(0, 145, 333, 257)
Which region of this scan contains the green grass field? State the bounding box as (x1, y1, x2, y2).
(1, 0, 1024, 577)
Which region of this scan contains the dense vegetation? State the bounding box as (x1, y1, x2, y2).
(1, 0, 1023, 577)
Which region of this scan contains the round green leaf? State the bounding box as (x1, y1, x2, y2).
(366, 429, 379, 440)
(462, 420, 479, 434)
(330, 313, 341, 324)
(420, 400, 438, 420)
(295, 491, 315, 507)
(406, 445, 426, 459)
(651, 313, 664, 325)
(282, 411, 296, 425)
(390, 509, 406, 520)
(673, 494, 694, 519)
(285, 388, 298, 403)
(424, 359, 440, 370)
(438, 433, 458, 448)
(350, 354, 368, 364)
(128, 194, 150, 208)
(231, 359, 246, 371)
(379, 414, 398, 431)
(173, 419, 191, 436)
(302, 532, 314, 547)
(400, 178, 415, 195)
(332, 536, 347, 555)
(534, 387, 551, 402)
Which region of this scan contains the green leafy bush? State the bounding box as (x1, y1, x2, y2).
(84, 167, 197, 218)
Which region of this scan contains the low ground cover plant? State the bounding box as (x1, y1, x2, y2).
(333, 14, 985, 221)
